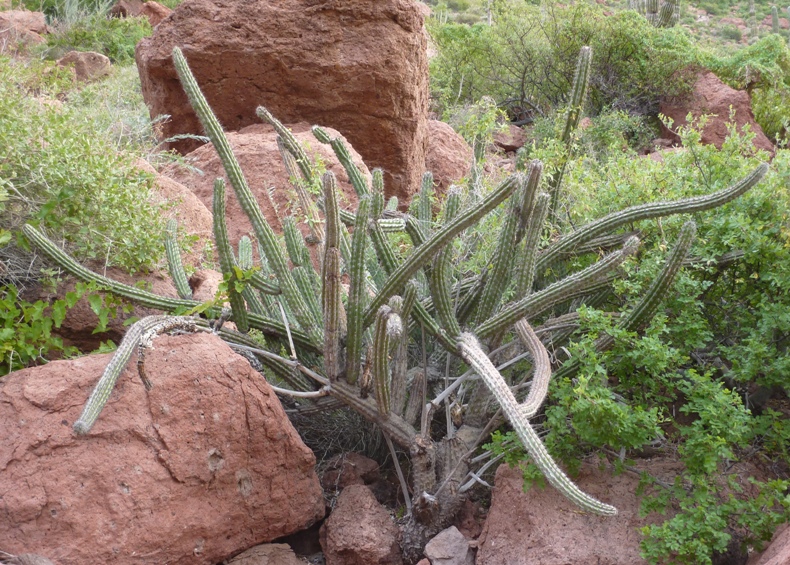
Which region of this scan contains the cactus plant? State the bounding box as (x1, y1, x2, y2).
(22, 45, 770, 560)
(629, 0, 680, 27)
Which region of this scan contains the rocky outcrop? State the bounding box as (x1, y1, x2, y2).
(135, 0, 429, 204)
(320, 484, 403, 565)
(425, 120, 473, 197)
(476, 460, 682, 565)
(0, 10, 48, 54)
(56, 51, 111, 82)
(0, 332, 324, 564)
(136, 159, 213, 269)
(757, 524, 790, 565)
(161, 123, 366, 251)
(659, 70, 775, 156)
(492, 124, 527, 153)
(110, 0, 172, 27)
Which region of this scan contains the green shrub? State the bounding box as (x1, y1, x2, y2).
(719, 24, 743, 42)
(45, 14, 152, 64)
(0, 55, 165, 273)
(429, 2, 701, 119)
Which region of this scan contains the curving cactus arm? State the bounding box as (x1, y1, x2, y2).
(457, 333, 617, 515)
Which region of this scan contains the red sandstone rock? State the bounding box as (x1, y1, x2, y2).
(56, 51, 111, 82)
(189, 268, 224, 302)
(757, 524, 790, 565)
(161, 123, 365, 251)
(135, 0, 429, 204)
(424, 526, 474, 565)
(110, 0, 172, 26)
(425, 120, 473, 197)
(0, 332, 324, 565)
(321, 452, 381, 492)
(492, 124, 527, 153)
(659, 70, 774, 156)
(226, 543, 305, 565)
(476, 460, 683, 565)
(0, 10, 48, 54)
(320, 484, 403, 565)
(136, 159, 213, 269)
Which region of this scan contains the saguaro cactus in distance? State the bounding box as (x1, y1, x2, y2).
(22, 45, 769, 561)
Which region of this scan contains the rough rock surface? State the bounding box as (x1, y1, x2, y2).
(56, 51, 112, 82)
(477, 460, 682, 565)
(110, 0, 172, 26)
(162, 123, 366, 250)
(0, 332, 324, 564)
(659, 70, 774, 156)
(136, 159, 213, 268)
(136, 0, 429, 204)
(189, 268, 224, 302)
(425, 120, 473, 197)
(226, 543, 304, 565)
(492, 124, 527, 153)
(0, 10, 48, 53)
(424, 526, 474, 565)
(321, 451, 381, 492)
(757, 524, 790, 565)
(320, 484, 403, 565)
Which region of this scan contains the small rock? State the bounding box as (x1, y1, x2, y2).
(56, 51, 111, 82)
(321, 452, 381, 492)
(110, 0, 171, 26)
(0, 10, 48, 54)
(424, 526, 474, 565)
(492, 124, 527, 153)
(320, 484, 402, 565)
(226, 543, 304, 565)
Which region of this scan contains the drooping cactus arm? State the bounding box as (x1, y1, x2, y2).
(457, 333, 617, 515)
(73, 315, 199, 435)
(171, 47, 323, 348)
(312, 125, 370, 197)
(364, 174, 522, 328)
(538, 163, 767, 272)
(164, 219, 192, 300)
(22, 224, 319, 352)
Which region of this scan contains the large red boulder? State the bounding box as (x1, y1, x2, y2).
(161, 123, 366, 251)
(135, 0, 429, 204)
(476, 460, 683, 565)
(659, 70, 775, 156)
(0, 10, 48, 54)
(0, 332, 324, 564)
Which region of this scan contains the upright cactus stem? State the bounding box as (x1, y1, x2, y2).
(549, 46, 591, 219)
(773, 5, 780, 33)
(164, 219, 192, 300)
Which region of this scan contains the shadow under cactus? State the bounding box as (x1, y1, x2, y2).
(21, 45, 769, 562)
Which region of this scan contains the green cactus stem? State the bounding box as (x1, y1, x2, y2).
(457, 333, 617, 515)
(548, 46, 591, 218)
(373, 305, 398, 415)
(276, 137, 324, 247)
(213, 178, 250, 333)
(22, 224, 319, 352)
(513, 319, 552, 418)
(172, 47, 322, 348)
(164, 219, 192, 300)
(364, 174, 521, 328)
(773, 5, 780, 33)
(346, 195, 371, 384)
(538, 163, 767, 273)
(476, 236, 640, 338)
(513, 192, 550, 298)
(312, 125, 370, 198)
(429, 187, 462, 338)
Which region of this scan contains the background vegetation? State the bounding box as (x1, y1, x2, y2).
(1, 0, 789, 563)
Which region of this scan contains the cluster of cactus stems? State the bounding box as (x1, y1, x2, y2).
(629, 0, 680, 27)
(22, 44, 769, 547)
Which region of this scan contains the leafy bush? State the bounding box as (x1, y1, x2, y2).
(496, 117, 790, 563)
(0, 55, 165, 273)
(429, 2, 701, 119)
(45, 14, 152, 64)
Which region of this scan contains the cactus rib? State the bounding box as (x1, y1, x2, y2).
(164, 219, 192, 299)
